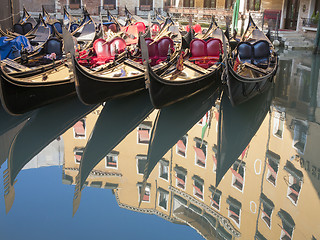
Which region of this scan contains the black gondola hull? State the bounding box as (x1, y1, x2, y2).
(148, 65, 222, 109)
(73, 59, 147, 105)
(0, 71, 76, 115)
(225, 60, 276, 106)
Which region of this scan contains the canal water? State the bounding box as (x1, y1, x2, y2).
(0, 49, 319, 240)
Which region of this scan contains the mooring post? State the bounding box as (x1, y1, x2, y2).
(314, 19, 320, 54)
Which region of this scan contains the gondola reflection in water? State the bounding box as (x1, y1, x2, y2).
(3, 96, 98, 213)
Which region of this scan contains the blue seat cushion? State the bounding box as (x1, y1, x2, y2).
(238, 42, 252, 64)
(13, 24, 24, 35)
(252, 40, 270, 67)
(44, 38, 63, 59)
(69, 23, 79, 33)
(23, 22, 33, 35)
(54, 22, 63, 34)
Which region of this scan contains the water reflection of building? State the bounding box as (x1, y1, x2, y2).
(62, 69, 320, 240)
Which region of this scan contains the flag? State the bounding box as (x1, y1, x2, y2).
(233, 55, 241, 72)
(232, 0, 240, 33)
(201, 112, 210, 144)
(176, 52, 184, 71)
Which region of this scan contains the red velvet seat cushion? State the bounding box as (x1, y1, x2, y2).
(206, 38, 223, 57)
(189, 38, 223, 68)
(145, 38, 159, 65)
(121, 25, 139, 45)
(142, 37, 175, 66)
(93, 38, 110, 59)
(135, 22, 146, 33)
(190, 39, 207, 58)
(185, 24, 202, 33)
(157, 37, 174, 59)
(81, 38, 127, 67)
(109, 37, 126, 56)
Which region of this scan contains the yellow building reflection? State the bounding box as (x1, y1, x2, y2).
(62, 55, 320, 239)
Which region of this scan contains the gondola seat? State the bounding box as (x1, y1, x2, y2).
(238, 42, 252, 64)
(86, 37, 126, 67)
(135, 22, 146, 33)
(252, 40, 270, 68)
(237, 40, 270, 69)
(157, 37, 174, 62)
(107, 23, 118, 33)
(44, 37, 63, 59)
(70, 23, 80, 33)
(23, 22, 33, 35)
(145, 37, 174, 66)
(109, 37, 127, 56)
(53, 22, 63, 34)
(146, 38, 159, 66)
(13, 24, 24, 35)
(189, 38, 223, 69)
(151, 23, 160, 37)
(103, 22, 118, 33)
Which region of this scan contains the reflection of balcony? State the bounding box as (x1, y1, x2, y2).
(302, 18, 319, 31)
(267, 163, 277, 185)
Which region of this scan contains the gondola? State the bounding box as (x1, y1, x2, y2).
(104, 8, 123, 32)
(143, 19, 226, 109)
(42, 5, 64, 38)
(63, 6, 76, 31)
(1, 7, 37, 37)
(0, 29, 76, 115)
(71, 19, 181, 105)
(224, 15, 278, 106)
(0, 60, 76, 115)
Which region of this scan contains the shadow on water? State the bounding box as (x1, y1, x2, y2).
(216, 86, 273, 186)
(0, 106, 31, 167)
(73, 90, 154, 215)
(3, 96, 98, 213)
(143, 84, 220, 186)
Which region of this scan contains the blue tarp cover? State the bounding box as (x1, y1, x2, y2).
(0, 35, 33, 60)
